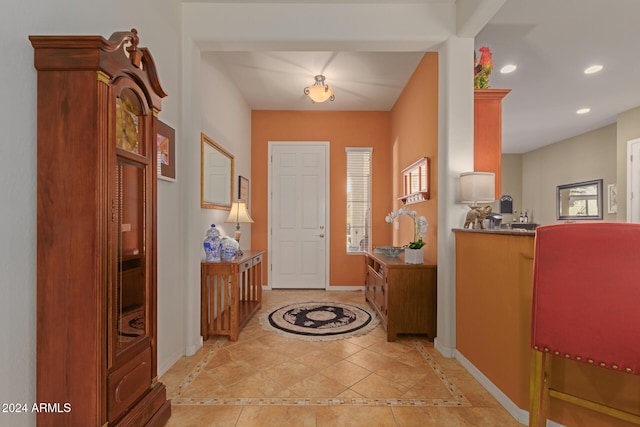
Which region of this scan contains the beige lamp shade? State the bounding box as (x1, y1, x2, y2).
(225, 201, 253, 255)
(225, 201, 254, 225)
(460, 172, 495, 205)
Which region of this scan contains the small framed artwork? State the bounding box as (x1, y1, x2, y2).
(608, 183, 617, 214)
(157, 120, 176, 181)
(238, 176, 249, 205)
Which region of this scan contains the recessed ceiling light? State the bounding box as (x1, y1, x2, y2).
(576, 108, 591, 114)
(584, 65, 603, 74)
(500, 64, 517, 74)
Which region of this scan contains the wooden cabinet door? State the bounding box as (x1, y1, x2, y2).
(375, 268, 387, 320)
(108, 78, 156, 422)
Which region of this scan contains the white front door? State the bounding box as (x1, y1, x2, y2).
(269, 142, 329, 289)
(628, 138, 640, 222)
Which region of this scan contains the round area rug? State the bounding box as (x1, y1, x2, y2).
(260, 302, 379, 341)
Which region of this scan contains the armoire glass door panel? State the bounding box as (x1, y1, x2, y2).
(116, 159, 147, 352)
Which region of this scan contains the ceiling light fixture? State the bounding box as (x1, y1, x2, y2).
(304, 75, 335, 103)
(576, 108, 591, 114)
(584, 65, 603, 74)
(500, 64, 517, 74)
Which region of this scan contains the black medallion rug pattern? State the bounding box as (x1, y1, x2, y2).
(260, 302, 379, 341)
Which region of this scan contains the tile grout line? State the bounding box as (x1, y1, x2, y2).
(169, 337, 227, 400)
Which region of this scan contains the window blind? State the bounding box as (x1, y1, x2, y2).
(346, 148, 372, 254)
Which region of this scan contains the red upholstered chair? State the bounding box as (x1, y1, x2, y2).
(529, 223, 640, 426)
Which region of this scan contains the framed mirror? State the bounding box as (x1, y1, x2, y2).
(201, 133, 234, 210)
(557, 179, 603, 220)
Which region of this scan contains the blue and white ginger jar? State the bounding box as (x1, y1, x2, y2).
(203, 224, 222, 262)
(221, 237, 239, 261)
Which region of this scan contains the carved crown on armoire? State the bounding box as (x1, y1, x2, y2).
(30, 29, 171, 426)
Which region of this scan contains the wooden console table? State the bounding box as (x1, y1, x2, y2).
(201, 251, 264, 341)
(364, 251, 437, 341)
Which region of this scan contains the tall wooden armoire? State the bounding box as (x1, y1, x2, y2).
(30, 29, 171, 426)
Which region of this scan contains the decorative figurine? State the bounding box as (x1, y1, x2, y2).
(474, 46, 493, 89)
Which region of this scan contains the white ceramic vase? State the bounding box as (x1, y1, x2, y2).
(405, 248, 424, 264)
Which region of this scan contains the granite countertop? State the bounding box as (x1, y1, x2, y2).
(452, 228, 536, 236)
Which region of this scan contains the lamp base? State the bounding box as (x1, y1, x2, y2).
(234, 230, 243, 256)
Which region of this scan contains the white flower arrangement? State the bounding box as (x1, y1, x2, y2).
(385, 207, 428, 249)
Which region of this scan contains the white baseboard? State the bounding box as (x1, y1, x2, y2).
(434, 337, 456, 358)
(184, 337, 202, 357)
(263, 286, 364, 291)
(157, 349, 184, 377)
(455, 350, 565, 427)
(455, 350, 527, 424)
(455, 351, 565, 427)
(326, 285, 365, 291)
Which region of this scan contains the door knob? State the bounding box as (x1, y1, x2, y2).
(317, 233, 325, 238)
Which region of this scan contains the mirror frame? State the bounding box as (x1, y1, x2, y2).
(556, 179, 603, 220)
(201, 133, 234, 210)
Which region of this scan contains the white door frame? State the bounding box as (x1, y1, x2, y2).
(267, 141, 331, 290)
(627, 138, 640, 222)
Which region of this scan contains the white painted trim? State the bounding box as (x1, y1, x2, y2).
(455, 351, 566, 427)
(434, 337, 457, 358)
(627, 138, 640, 222)
(327, 286, 365, 292)
(456, 350, 527, 424)
(184, 340, 202, 357)
(158, 349, 184, 377)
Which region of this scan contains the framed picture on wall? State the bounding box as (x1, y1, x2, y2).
(608, 183, 617, 214)
(238, 175, 249, 206)
(157, 120, 176, 181)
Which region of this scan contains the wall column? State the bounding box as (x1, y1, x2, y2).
(180, 35, 204, 356)
(436, 36, 475, 357)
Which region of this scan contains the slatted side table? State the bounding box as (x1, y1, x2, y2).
(201, 250, 264, 341)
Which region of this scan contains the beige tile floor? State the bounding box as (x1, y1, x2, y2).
(161, 290, 521, 426)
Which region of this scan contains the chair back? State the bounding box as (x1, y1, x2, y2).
(531, 223, 640, 374)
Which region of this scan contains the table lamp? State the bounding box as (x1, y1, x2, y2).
(460, 171, 495, 228)
(225, 200, 254, 255)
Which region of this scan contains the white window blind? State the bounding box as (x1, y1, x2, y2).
(346, 148, 372, 254)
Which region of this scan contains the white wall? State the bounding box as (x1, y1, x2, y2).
(179, 20, 254, 357)
(501, 153, 523, 223)
(522, 124, 617, 225)
(616, 106, 640, 221)
(504, 105, 640, 226)
(199, 53, 253, 246)
(0, 2, 183, 425)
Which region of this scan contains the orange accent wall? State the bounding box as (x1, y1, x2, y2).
(251, 53, 439, 286)
(251, 111, 393, 287)
(389, 53, 439, 262)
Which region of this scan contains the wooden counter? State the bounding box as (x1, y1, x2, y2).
(454, 229, 640, 427)
(455, 229, 535, 415)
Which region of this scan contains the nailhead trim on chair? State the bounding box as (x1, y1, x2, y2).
(532, 346, 639, 375)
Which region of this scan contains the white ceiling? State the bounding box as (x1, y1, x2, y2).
(206, 0, 640, 153)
